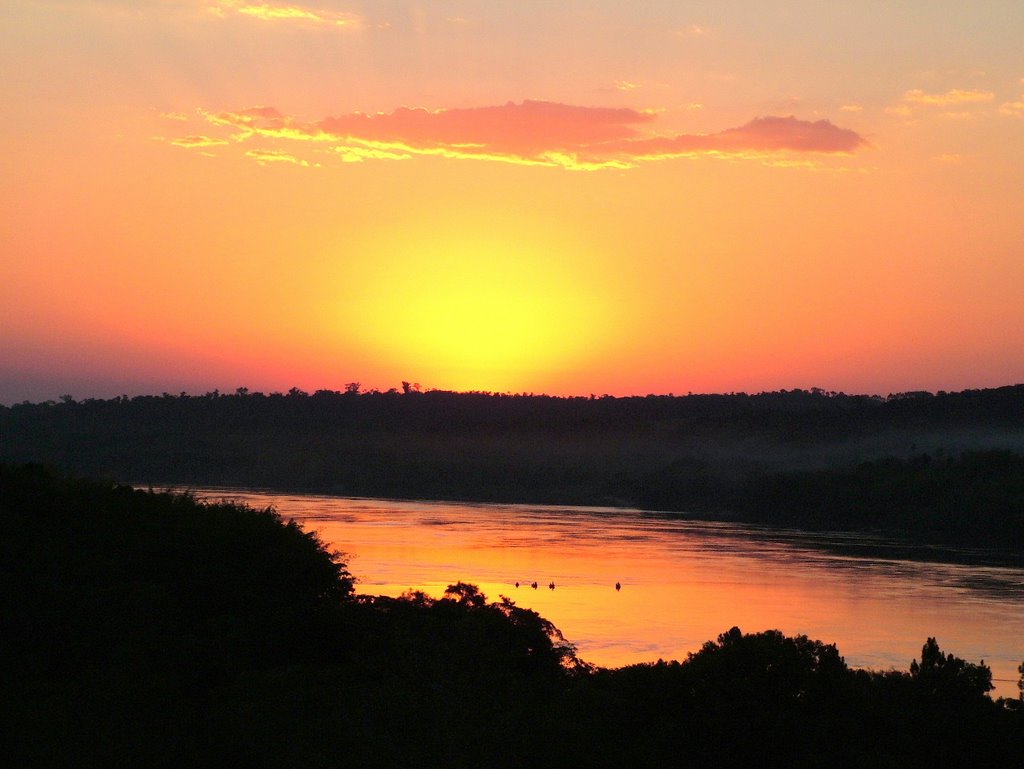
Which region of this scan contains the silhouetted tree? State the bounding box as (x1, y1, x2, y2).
(909, 637, 993, 699)
(443, 581, 487, 608)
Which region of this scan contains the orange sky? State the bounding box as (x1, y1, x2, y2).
(2, 1, 1023, 402)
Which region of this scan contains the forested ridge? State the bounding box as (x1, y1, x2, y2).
(3, 465, 1022, 769)
(3, 385, 1023, 550)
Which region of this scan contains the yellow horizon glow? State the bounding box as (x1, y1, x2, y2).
(334, 217, 619, 393)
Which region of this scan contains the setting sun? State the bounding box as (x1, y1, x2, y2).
(339, 221, 613, 391)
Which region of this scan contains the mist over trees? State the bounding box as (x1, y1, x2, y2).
(2, 384, 1023, 551)
(3, 465, 1022, 768)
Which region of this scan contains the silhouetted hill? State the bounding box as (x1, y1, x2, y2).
(3, 466, 1022, 768)
(2, 385, 1023, 548)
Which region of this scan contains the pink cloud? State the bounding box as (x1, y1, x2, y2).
(318, 101, 654, 156)
(183, 101, 867, 170)
(598, 115, 866, 157)
(713, 116, 866, 152)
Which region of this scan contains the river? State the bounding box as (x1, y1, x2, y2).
(194, 488, 1024, 698)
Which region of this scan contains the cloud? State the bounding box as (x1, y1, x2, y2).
(315, 101, 654, 157)
(172, 135, 229, 148)
(598, 116, 867, 158)
(217, 106, 284, 122)
(676, 24, 710, 37)
(208, 1, 359, 27)
(715, 116, 865, 152)
(172, 100, 868, 171)
(333, 145, 412, 163)
(903, 88, 995, 106)
(244, 149, 318, 166)
(999, 97, 1024, 117)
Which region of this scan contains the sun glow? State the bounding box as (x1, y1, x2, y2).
(340, 223, 612, 391)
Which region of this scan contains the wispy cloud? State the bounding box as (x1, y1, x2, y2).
(889, 87, 998, 121)
(171, 135, 229, 148)
(333, 145, 412, 163)
(675, 24, 710, 38)
(903, 88, 995, 107)
(999, 96, 1024, 117)
(208, 1, 360, 27)
(885, 104, 913, 118)
(245, 149, 318, 166)
(168, 100, 868, 171)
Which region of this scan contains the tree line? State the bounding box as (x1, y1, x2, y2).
(2, 385, 1023, 552)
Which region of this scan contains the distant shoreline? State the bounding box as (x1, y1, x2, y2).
(5, 384, 1023, 563)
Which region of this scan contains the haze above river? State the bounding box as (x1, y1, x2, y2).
(194, 489, 1024, 698)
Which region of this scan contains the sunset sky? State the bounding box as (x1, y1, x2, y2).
(2, 0, 1023, 403)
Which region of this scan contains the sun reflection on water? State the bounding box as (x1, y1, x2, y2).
(195, 488, 1024, 697)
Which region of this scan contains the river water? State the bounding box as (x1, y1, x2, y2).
(195, 488, 1024, 698)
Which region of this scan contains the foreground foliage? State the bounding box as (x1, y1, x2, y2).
(2, 465, 1021, 768)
